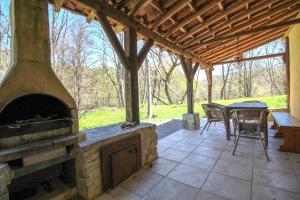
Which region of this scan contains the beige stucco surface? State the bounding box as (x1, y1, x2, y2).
(288, 24, 300, 120)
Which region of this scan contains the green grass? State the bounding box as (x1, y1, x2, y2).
(79, 95, 287, 130)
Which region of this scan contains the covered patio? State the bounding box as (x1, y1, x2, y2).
(97, 121, 300, 200)
(0, 0, 300, 200)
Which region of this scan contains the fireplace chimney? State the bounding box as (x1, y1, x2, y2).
(0, 0, 79, 147)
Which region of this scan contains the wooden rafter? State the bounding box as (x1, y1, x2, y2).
(149, 0, 191, 29)
(116, 0, 130, 10)
(194, 10, 297, 55)
(165, 0, 221, 37)
(176, 0, 253, 43)
(190, 2, 300, 52)
(129, 0, 152, 16)
(204, 28, 286, 60)
(183, 0, 280, 48)
(199, 18, 300, 47)
(206, 29, 286, 62)
(212, 52, 286, 65)
(79, 0, 210, 68)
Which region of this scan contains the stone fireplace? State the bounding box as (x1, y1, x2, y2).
(0, 0, 84, 199)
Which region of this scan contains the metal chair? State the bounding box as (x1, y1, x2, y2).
(231, 109, 269, 161)
(200, 103, 226, 134)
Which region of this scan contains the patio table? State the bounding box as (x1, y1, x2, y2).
(224, 102, 269, 146)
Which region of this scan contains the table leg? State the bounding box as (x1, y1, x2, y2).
(225, 109, 231, 140)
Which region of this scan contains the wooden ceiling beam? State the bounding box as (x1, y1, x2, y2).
(212, 52, 285, 65)
(164, 0, 221, 37)
(149, 1, 188, 33)
(176, 0, 253, 43)
(78, 0, 210, 68)
(198, 18, 300, 47)
(191, 8, 297, 53)
(189, 2, 299, 51)
(129, 0, 152, 16)
(183, 0, 280, 48)
(149, 0, 192, 29)
(196, 8, 297, 55)
(116, 0, 130, 10)
(205, 29, 286, 62)
(203, 28, 286, 60)
(210, 34, 285, 63)
(202, 28, 286, 60)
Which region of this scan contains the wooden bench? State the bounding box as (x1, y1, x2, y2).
(271, 112, 300, 153)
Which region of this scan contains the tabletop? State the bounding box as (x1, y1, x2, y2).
(226, 102, 268, 109)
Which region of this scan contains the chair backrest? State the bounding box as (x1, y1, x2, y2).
(231, 109, 268, 133)
(201, 103, 225, 121)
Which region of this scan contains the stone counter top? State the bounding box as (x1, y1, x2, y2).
(77, 123, 156, 151)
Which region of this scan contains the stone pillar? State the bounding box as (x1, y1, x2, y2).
(183, 113, 200, 130)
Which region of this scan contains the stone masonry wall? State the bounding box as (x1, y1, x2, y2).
(0, 164, 11, 200)
(75, 125, 157, 200)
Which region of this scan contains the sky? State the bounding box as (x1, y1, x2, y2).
(0, 0, 285, 81)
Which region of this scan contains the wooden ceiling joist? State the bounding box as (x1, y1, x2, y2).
(204, 28, 286, 61)
(206, 29, 287, 62)
(200, 18, 300, 46)
(183, 0, 281, 48)
(193, 9, 297, 54)
(212, 34, 285, 62)
(190, 2, 300, 52)
(176, 0, 253, 43)
(212, 52, 286, 65)
(164, 0, 221, 37)
(149, 0, 192, 29)
(78, 0, 210, 68)
(129, 0, 152, 16)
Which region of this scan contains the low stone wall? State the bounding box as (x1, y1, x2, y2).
(0, 164, 11, 200)
(75, 124, 157, 200)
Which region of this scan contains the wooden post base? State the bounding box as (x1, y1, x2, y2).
(183, 113, 200, 130)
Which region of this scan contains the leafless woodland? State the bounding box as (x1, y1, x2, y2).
(0, 5, 286, 112)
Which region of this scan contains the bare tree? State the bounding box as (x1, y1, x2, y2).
(0, 1, 10, 80)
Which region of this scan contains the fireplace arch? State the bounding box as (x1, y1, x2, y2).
(0, 93, 73, 138)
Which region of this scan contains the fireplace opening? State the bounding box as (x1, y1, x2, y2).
(8, 159, 76, 200)
(0, 94, 73, 138)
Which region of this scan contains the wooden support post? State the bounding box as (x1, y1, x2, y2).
(205, 68, 213, 104)
(285, 37, 290, 112)
(124, 27, 139, 123)
(186, 78, 194, 113)
(97, 12, 154, 123)
(179, 56, 199, 113)
(180, 56, 200, 129)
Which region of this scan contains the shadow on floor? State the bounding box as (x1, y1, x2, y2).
(156, 119, 183, 140)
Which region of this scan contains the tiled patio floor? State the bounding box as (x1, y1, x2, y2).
(96, 121, 300, 200)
